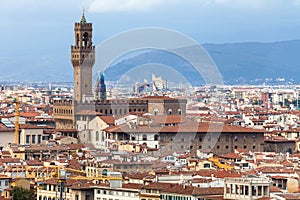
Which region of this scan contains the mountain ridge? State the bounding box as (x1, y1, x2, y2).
(1, 40, 300, 85)
(104, 39, 300, 85)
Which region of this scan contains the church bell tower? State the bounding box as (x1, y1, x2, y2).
(71, 12, 95, 103)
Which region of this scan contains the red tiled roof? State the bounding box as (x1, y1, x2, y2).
(19, 112, 41, 118)
(105, 122, 264, 134)
(99, 116, 115, 125)
(150, 115, 185, 124)
(67, 143, 86, 150)
(221, 153, 242, 159)
(19, 124, 53, 129)
(125, 173, 155, 180)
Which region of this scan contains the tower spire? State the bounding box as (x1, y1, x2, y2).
(81, 7, 87, 24)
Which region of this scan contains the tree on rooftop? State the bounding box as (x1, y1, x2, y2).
(11, 186, 36, 200)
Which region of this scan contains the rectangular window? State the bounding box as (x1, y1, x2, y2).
(26, 135, 30, 144)
(37, 135, 41, 144)
(42, 136, 49, 140)
(32, 135, 36, 144)
(225, 135, 229, 142)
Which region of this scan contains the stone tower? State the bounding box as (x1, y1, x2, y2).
(71, 12, 95, 103)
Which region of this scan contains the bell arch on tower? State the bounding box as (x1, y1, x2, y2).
(83, 32, 89, 47)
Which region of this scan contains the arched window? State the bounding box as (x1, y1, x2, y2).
(168, 109, 172, 115)
(142, 134, 147, 141)
(96, 131, 99, 141)
(154, 135, 159, 141)
(177, 109, 182, 115)
(153, 109, 159, 116)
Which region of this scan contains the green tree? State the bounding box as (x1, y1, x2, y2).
(11, 186, 36, 200)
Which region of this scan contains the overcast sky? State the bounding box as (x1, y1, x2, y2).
(1, 0, 300, 80)
(2, 0, 300, 45)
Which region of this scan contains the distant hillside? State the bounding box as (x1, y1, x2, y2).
(1, 40, 300, 85)
(105, 40, 300, 85)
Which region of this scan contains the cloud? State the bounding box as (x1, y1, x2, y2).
(87, 0, 296, 13)
(294, 0, 300, 5)
(88, 0, 171, 12)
